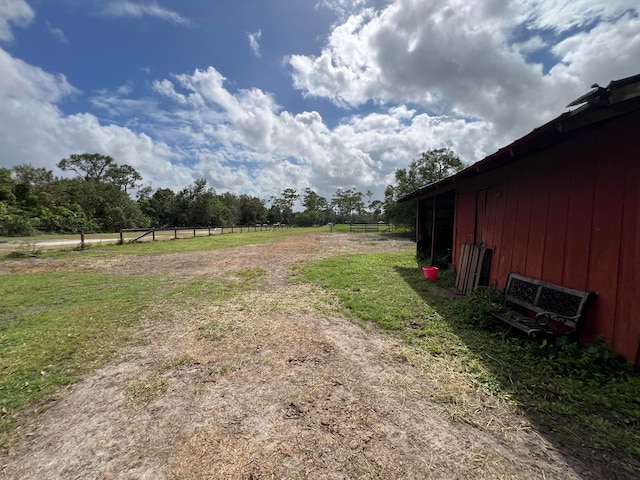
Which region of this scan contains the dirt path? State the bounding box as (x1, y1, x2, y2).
(0, 233, 593, 479)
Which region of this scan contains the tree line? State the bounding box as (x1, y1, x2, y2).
(1, 149, 462, 236)
(0, 153, 389, 236)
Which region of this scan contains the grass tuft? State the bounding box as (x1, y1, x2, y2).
(126, 374, 168, 406)
(197, 320, 236, 341)
(160, 354, 198, 371)
(235, 268, 267, 280)
(6, 240, 42, 258)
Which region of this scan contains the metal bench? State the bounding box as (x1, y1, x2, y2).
(490, 273, 594, 336)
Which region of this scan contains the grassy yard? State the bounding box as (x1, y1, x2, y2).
(0, 270, 258, 443)
(110, 226, 321, 255)
(0, 227, 348, 441)
(2, 232, 639, 475)
(299, 252, 640, 474)
(0, 226, 326, 258)
(1, 273, 164, 421)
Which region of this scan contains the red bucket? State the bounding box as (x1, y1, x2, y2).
(422, 266, 439, 281)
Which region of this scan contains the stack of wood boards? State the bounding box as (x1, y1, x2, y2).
(456, 244, 492, 295)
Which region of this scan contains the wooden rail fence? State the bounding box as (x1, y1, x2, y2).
(119, 224, 291, 243)
(348, 223, 392, 233)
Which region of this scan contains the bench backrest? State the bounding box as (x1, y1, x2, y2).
(504, 273, 592, 329)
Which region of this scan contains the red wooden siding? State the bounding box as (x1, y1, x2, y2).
(562, 151, 595, 292)
(452, 110, 640, 366)
(455, 188, 481, 274)
(496, 179, 519, 288)
(488, 174, 508, 287)
(585, 145, 626, 343)
(511, 166, 534, 276)
(612, 133, 640, 362)
(541, 158, 571, 285)
(525, 161, 551, 279)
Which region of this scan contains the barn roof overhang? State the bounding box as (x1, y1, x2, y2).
(399, 73, 640, 203)
(397, 177, 456, 202)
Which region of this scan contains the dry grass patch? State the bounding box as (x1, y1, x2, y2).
(126, 374, 168, 407)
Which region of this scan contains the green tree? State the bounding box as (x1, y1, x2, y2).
(266, 196, 284, 225)
(369, 199, 384, 222)
(105, 164, 142, 193)
(302, 188, 329, 226)
(140, 188, 178, 227)
(0, 203, 36, 236)
(280, 188, 299, 224)
(175, 179, 212, 226)
(1, 159, 150, 235)
(0, 168, 36, 236)
(237, 195, 266, 225)
(57, 153, 142, 193)
(413, 148, 463, 182)
(384, 148, 463, 226)
(216, 192, 240, 226)
(0, 167, 47, 235)
(0, 168, 16, 204)
(39, 204, 97, 234)
(57, 153, 115, 181)
(64, 179, 148, 232)
(136, 182, 155, 202)
(331, 188, 365, 223)
(53, 155, 148, 231)
(11, 164, 55, 192)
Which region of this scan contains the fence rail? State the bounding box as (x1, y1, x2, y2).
(119, 224, 291, 243)
(348, 223, 392, 233)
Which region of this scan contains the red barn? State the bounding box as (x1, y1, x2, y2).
(402, 74, 640, 367)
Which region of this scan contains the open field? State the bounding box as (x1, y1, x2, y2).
(1, 231, 638, 479)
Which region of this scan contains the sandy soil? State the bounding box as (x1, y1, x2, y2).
(0, 233, 609, 479)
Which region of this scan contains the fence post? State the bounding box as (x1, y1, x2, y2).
(80, 231, 85, 249)
(193, 228, 196, 238)
(119, 229, 123, 244)
(174, 227, 177, 239)
(152, 228, 155, 241)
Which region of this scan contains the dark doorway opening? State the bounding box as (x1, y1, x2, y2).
(417, 189, 456, 266)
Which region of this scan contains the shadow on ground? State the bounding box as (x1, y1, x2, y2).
(394, 265, 640, 480)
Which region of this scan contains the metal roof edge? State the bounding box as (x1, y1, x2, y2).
(397, 177, 456, 202)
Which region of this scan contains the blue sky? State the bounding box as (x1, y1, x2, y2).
(1, 1, 639, 202)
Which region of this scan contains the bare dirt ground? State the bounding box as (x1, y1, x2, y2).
(0, 233, 603, 479)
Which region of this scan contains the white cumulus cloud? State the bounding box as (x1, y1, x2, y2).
(99, 0, 192, 26)
(46, 21, 69, 44)
(0, 0, 35, 42)
(290, 0, 640, 143)
(139, 65, 496, 198)
(248, 29, 262, 57)
(0, 46, 194, 192)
